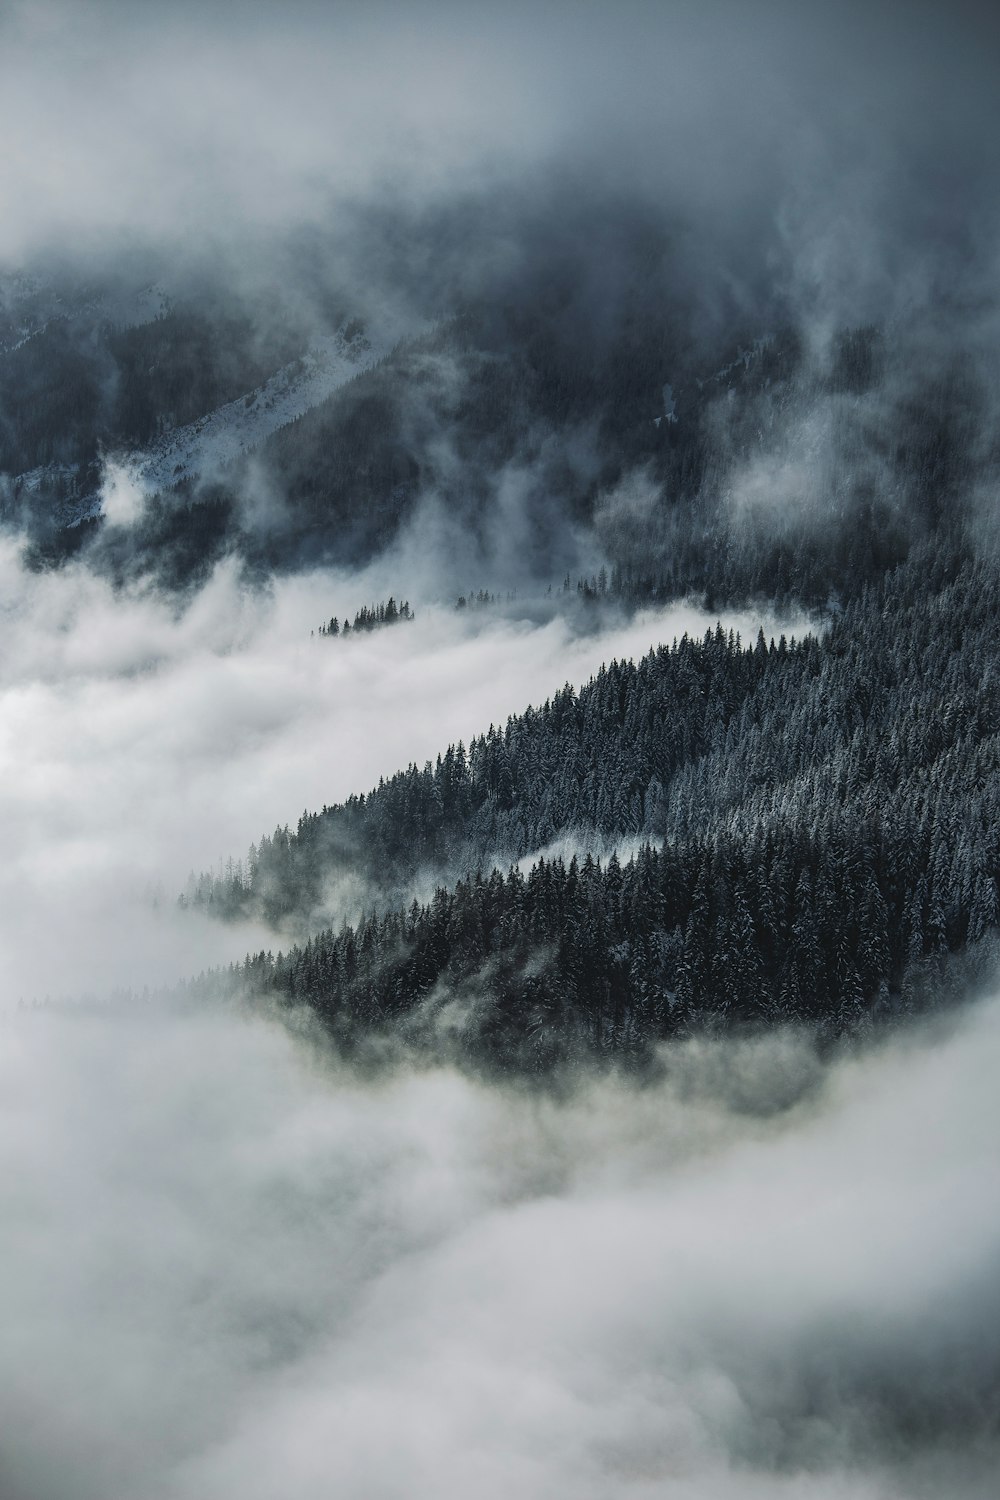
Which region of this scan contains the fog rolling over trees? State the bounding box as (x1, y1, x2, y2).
(1, 0, 1000, 1496)
(2, 2, 999, 593)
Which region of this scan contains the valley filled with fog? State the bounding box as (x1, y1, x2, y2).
(0, 544, 800, 1000)
(2, 0, 999, 1494)
(4, 953, 999, 1498)
(1, 512, 996, 1500)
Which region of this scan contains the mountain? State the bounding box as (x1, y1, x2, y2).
(178, 543, 1000, 1069)
(5, 228, 990, 603)
(5, 232, 994, 1067)
(5, 6, 1000, 1496)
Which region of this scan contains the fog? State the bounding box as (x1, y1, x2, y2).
(1, 5, 996, 1494)
(2, 0, 998, 329)
(0, 537, 800, 1000)
(3, 0, 999, 589)
(0, 535, 994, 1498)
(2, 987, 997, 1499)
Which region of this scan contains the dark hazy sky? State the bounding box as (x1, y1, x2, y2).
(2, 0, 997, 309)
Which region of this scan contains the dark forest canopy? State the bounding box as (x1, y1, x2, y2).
(93, 309, 970, 598)
(183, 543, 1000, 1068)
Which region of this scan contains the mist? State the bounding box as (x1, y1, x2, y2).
(3, 0, 998, 322)
(0, 537, 801, 1000)
(3, 0, 999, 593)
(1, 4, 997, 1494)
(2, 987, 997, 1499)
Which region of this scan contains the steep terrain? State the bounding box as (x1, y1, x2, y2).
(182, 545, 1000, 1068)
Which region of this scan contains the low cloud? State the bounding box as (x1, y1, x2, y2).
(97, 456, 146, 527)
(1, 990, 997, 1498)
(0, 539, 985, 1500)
(2, 0, 998, 340)
(0, 540, 798, 1000)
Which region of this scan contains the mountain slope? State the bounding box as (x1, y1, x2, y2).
(185, 545, 1000, 1067)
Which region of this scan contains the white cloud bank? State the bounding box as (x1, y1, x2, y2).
(0, 508, 990, 1500)
(0, 539, 802, 1001)
(0, 992, 997, 1499)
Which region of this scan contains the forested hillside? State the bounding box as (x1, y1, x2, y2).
(7, 186, 1000, 1066)
(183, 309, 958, 595)
(185, 543, 1000, 1067)
(4, 246, 986, 603)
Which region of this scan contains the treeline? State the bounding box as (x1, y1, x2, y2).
(316, 597, 413, 637)
(186, 546, 1000, 1064)
(204, 820, 993, 1072)
(455, 589, 517, 610)
(183, 617, 816, 926)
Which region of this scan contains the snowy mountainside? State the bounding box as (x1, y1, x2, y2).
(8, 317, 413, 531)
(120, 322, 397, 499)
(0, 272, 170, 354)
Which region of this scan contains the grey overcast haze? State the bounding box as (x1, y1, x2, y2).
(1, 1, 999, 1497)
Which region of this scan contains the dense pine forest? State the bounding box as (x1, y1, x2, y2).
(4, 183, 999, 1070)
(8, 259, 997, 1068)
(182, 540, 1000, 1068)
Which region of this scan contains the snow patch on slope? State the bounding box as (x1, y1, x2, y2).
(697, 335, 774, 390)
(10, 462, 104, 529)
(0, 275, 170, 354)
(15, 462, 82, 497)
(117, 323, 396, 502)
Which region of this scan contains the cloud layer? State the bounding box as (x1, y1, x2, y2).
(0, 539, 990, 1500)
(2, 0, 998, 335)
(1, 991, 997, 1499)
(0, 539, 798, 1000)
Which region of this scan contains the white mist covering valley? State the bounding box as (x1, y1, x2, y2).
(2, 1, 999, 1494)
(0, 540, 799, 1001)
(2, 983, 998, 1498)
(0, 546, 996, 1498)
